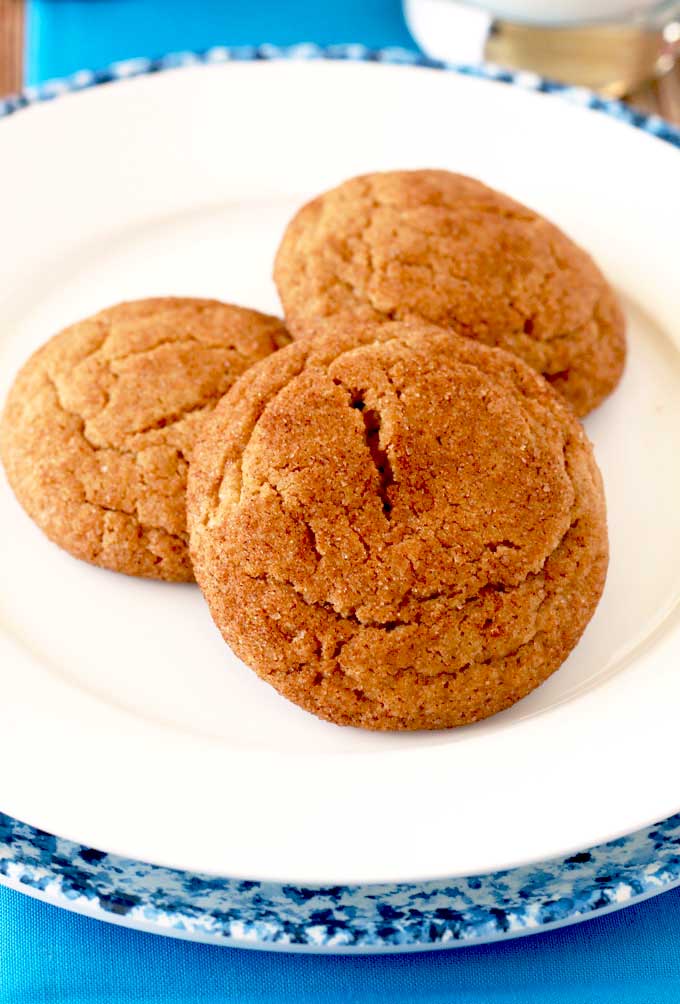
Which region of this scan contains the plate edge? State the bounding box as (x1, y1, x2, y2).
(1, 43, 679, 150)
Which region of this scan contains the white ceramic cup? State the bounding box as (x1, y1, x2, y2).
(466, 0, 674, 25)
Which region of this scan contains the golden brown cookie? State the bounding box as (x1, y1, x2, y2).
(274, 170, 626, 416)
(188, 319, 608, 730)
(0, 298, 289, 581)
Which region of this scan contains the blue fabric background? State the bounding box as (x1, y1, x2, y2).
(4, 1, 679, 1000)
(25, 0, 416, 84)
(3, 883, 680, 1001)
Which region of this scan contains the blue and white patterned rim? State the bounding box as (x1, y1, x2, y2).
(2, 810, 680, 951)
(1, 42, 679, 150)
(2, 43, 680, 951)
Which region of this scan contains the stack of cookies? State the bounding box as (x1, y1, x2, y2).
(0, 170, 625, 731)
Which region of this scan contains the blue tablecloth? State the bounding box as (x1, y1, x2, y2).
(3, 882, 680, 1002)
(5, 2, 680, 1000)
(24, 0, 415, 84)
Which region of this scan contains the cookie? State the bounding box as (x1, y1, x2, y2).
(274, 170, 626, 416)
(188, 319, 608, 730)
(0, 298, 290, 581)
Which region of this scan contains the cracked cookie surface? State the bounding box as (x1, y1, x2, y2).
(188, 319, 608, 730)
(274, 170, 626, 416)
(0, 298, 290, 581)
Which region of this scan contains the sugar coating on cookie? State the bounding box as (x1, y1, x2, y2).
(274, 170, 626, 416)
(0, 298, 290, 581)
(188, 320, 608, 730)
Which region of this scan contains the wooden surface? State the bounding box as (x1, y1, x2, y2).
(630, 61, 680, 123)
(0, 0, 678, 122)
(0, 0, 23, 96)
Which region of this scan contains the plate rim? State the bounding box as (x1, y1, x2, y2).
(2, 45, 680, 887)
(2, 41, 680, 153)
(3, 807, 680, 952)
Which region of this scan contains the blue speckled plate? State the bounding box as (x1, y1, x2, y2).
(1, 43, 678, 148)
(2, 809, 680, 951)
(2, 47, 680, 950)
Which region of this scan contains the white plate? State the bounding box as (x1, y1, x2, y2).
(1, 56, 680, 886)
